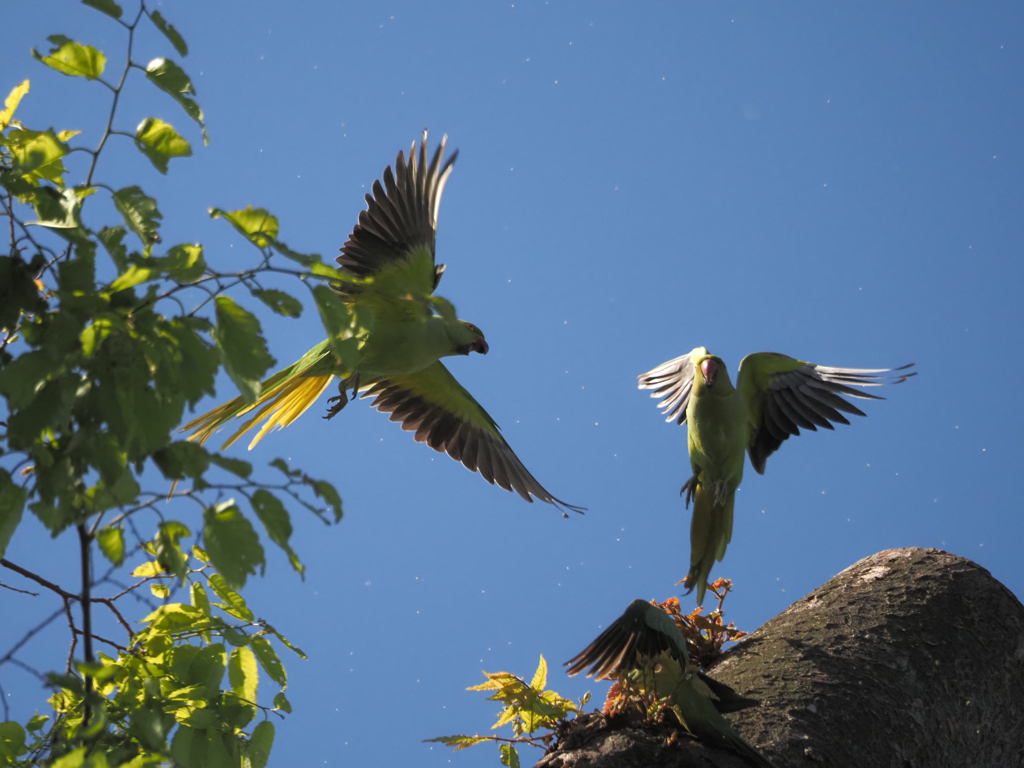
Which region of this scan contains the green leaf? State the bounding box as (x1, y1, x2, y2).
(423, 734, 487, 750)
(155, 520, 191, 580)
(97, 226, 128, 272)
(96, 525, 125, 566)
(246, 721, 274, 768)
(228, 646, 258, 702)
(209, 454, 252, 478)
(0, 471, 27, 560)
(29, 186, 91, 237)
(50, 746, 86, 768)
(208, 206, 278, 249)
(153, 441, 210, 481)
(268, 239, 322, 267)
(144, 58, 207, 144)
(204, 502, 264, 589)
(150, 583, 170, 598)
(162, 243, 206, 281)
(148, 10, 188, 57)
(251, 288, 302, 318)
(32, 35, 106, 80)
(208, 572, 254, 622)
(213, 296, 274, 405)
(0, 720, 27, 759)
(191, 581, 211, 614)
(113, 185, 162, 245)
(249, 489, 302, 574)
(83, 0, 122, 19)
(134, 117, 192, 174)
(128, 706, 169, 752)
(7, 128, 69, 183)
(311, 479, 343, 523)
(272, 691, 291, 714)
(249, 636, 286, 687)
(312, 284, 360, 366)
(500, 744, 521, 768)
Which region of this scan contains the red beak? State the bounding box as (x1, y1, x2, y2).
(700, 358, 718, 386)
(471, 337, 489, 355)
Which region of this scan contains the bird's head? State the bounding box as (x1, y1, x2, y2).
(692, 350, 728, 390)
(451, 320, 488, 355)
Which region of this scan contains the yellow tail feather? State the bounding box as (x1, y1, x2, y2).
(182, 375, 335, 450)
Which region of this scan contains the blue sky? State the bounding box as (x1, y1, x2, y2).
(2, 1, 1022, 765)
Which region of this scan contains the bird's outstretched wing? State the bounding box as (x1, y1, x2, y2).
(363, 362, 583, 514)
(737, 352, 915, 474)
(336, 130, 456, 299)
(637, 348, 706, 425)
(565, 599, 683, 679)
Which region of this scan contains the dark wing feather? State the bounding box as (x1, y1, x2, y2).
(564, 601, 677, 679)
(336, 131, 458, 291)
(746, 360, 915, 475)
(362, 363, 584, 514)
(638, 354, 697, 425)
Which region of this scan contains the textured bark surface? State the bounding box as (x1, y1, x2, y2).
(535, 548, 1024, 768)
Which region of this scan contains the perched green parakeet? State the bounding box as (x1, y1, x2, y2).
(639, 348, 914, 604)
(183, 133, 581, 513)
(565, 598, 777, 768)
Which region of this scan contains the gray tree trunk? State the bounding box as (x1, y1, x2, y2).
(535, 548, 1024, 768)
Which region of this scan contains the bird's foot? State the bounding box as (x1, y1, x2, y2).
(325, 373, 361, 420)
(679, 474, 700, 509)
(324, 391, 347, 420)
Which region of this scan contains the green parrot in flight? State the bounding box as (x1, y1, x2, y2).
(565, 598, 777, 768)
(638, 349, 914, 604)
(183, 132, 581, 514)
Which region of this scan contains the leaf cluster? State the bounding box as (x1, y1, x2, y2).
(427, 655, 588, 768)
(0, 2, 354, 766)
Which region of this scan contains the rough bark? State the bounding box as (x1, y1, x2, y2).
(536, 548, 1024, 768)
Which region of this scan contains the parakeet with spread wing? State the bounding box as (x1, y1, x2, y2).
(639, 348, 914, 604)
(565, 598, 777, 768)
(183, 132, 581, 514)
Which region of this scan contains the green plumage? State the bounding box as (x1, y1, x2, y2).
(640, 347, 914, 604)
(566, 599, 777, 768)
(182, 132, 581, 512)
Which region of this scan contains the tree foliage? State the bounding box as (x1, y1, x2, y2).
(0, 3, 355, 765)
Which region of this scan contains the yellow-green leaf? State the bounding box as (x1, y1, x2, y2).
(208, 206, 279, 249)
(1, 80, 30, 129)
(96, 525, 125, 566)
(150, 583, 170, 598)
(530, 654, 548, 691)
(135, 117, 192, 174)
(132, 561, 164, 578)
(228, 646, 258, 702)
(32, 36, 106, 80)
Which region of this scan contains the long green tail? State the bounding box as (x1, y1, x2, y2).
(686, 481, 735, 606)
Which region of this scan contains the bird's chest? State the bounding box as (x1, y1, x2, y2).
(687, 395, 747, 471)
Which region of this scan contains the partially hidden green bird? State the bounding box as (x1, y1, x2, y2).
(638, 348, 914, 605)
(565, 598, 777, 768)
(183, 132, 581, 514)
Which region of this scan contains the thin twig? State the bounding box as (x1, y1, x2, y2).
(0, 580, 39, 596)
(1, 558, 79, 601)
(63, 597, 78, 674)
